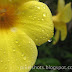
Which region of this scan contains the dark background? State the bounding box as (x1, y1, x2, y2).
(30, 0, 72, 72)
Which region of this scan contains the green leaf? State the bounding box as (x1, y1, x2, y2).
(36, 58, 61, 66)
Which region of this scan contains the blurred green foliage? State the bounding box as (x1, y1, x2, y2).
(30, 0, 72, 72)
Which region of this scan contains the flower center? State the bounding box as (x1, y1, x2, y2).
(0, 5, 17, 29)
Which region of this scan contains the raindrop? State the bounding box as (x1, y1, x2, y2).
(12, 61, 14, 64)
(18, 44, 21, 47)
(29, 41, 31, 44)
(4, 51, 6, 54)
(8, 60, 10, 62)
(42, 29, 44, 32)
(0, 48, 2, 51)
(43, 13, 46, 17)
(11, 27, 16, 32)
(13, 49, 16, 52)
(42, 18, 44, 21)
(21, 53, 24, 57)
(37, 6, 40, 9)
(48, 39, 52, 42)
(34, 17, 36, 19)
(5, 67, 7, 70)
(23, 56, 26, 60)
(1, 60, 3, 63)
(38, 18, 40, 21)
(43, 7, 46, 9)
(35, 39, 38, 41)
(15, 40, 18, 44)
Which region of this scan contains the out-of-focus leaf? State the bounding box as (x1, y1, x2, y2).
(30, 69, 59, 72)
(64, 51, 72, 58)
(50, 70, 59, 72)
(36, 58, 61, 66)
(30, 69, 49, 72)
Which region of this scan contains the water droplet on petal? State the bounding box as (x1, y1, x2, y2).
(43, 13, 46, 17)
(35, 39, 38, 41)
(23, 56, 26, 60)
(11, 27, 16, 32)
(5, 67, 7, 70)
(16, 40, 18, 43)
(42, 29, 44, 32)
(29, 41, 31, 44)
(13, 49, 16, 52)
(37, 6, 40, 9)
(48, 39, 52, 42)
(4, 51, 6, 54)
(0, 48, 2, 51)
(21, 53, 24, 57)
(42, 18, 44, 21)
(1, 60, 3, 63)
(18, 44, 21, 47)
(8, 60, 10, 62)
(43, 7, 46, 9)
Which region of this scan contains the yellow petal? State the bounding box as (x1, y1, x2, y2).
(60, 24, 67, 41)
(58, 3, 72, 23)
(0, 0, 10, 6)
(57, 0, 65, 13)
(10, 0, 39, 6)
(16, 1, 54, 46)
(0, 0, 39, 7)
(53, 20, 67, 41)
(53, 30, 60, 45)
(0, 29, 37, 72)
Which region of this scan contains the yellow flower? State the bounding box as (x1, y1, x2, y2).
(53, 0, 72, 45)
(0, 0, 54, 72)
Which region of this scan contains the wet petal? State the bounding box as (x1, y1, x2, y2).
(16, 1, 54, 46)
(57, 0, 65, 13)
(0, 29, 37, 72)
(53, 30, 60, 45)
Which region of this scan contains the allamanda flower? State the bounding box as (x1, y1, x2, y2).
(53, 0, 72, 44)
(0, 0, 54, 72)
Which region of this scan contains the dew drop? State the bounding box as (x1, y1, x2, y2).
(18, 44, 21, 47)
(5, 67, 7, 70)
(13, 49, 16, 52)
(0, 48, 2, 51)
(21, 53, 24, 57)
(29, 41, 31, 44)
(42, 18, 44, 21)
(15, 40, 18, 43)
(8, 60, 10, 62)
(11, 27, 16, 32)
(35, 39, 38, 41)
(43, 13, 46, 17)
(48, 39, 52, 42)
(38, 18, 40, 21)
(42, 29, 44, 32)
(37, 6, 40, 9)
(34, 17, 36, 19)
(12, 61, 14, 64)
(23, 56, 26, 60)
(43, 7, 46, 9)
(1, 60, 3, 63)
(4, 51, 6, 54)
